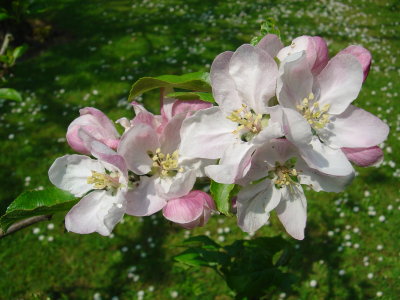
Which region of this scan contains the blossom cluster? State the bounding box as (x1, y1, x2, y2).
(49, 34, 389, 240)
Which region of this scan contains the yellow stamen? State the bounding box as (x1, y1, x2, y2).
(150, 149, 183, 177)
(297, 93, 330, 129)
(87, 171, 120, 190)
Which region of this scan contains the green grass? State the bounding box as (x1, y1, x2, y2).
(0, 0, 399, 299)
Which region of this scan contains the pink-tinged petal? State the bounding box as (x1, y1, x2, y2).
(310, 36, 329, 74)
(205, 142, 255, 184)
(317, 54, 363, 115)
(278, 107, 313, 147)
(256, 34, 284, 58)
(65, 190, 125, 236)
(118, 123, 160, 175)
(276, 185, 307, 240)
(296, 159, 354, 192)
(162, 190, 212, 225)
(210, 51, 243, 113)
(66, 107, 119, 154)
(337, 45, 371, 82)
(277, 51, 314, 110)
(342, 146, 384, 167)
(160, 113, 186, 154)
(299, 137, 355, 176)
(320, 105, 389, 148)
(125, 176, 167, 216)
(179, 107, 237, 159)
(237, 179, 281, 233)
(171, 100, 212, 117)
(49, 155, 104, 197)
(156, 169, 197, 199)
(229, 44, 278, 114)
(277, 36, 311, 63)
(252, 120, 284, 145)
(130, 102, 160, 131)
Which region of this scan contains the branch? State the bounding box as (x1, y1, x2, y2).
(0, 215, 52, 239)
(0, 33, 13, 56)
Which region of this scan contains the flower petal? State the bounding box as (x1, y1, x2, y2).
(210, 51, 243, 113)
(237, 179, 280, 233)
(172, 100, 213, 117)
(229, 44, 278, 114)
(49, 155, 104, 197)
(179, 107, 237, 159)
(310, 36, 329, 74)
(256, 34, 284, 58)
(276, 185, 307, 240)
(65, 190, 125, 236)
(205, 142, 255, 184)
(155, 169, 197, 199)
(320, 105, 389, 148)
(277, 51, 314, 110)
(342, 146, 384, 167)
(337, 45, 371, 82)
(125, 176, 167, 216)
(299, 137, 354, 176)
(317, 54, 363, 115)
(278, 107, 313, 147)
(160, 113, 186, 154)
(118, 123, 160, 175)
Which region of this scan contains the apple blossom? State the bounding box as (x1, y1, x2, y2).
(180, 44, 283, 184)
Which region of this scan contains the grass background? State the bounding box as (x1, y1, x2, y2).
(0, 0, 399, 299)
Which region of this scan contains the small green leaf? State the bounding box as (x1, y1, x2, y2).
(250, 18, 281, 46)
(128, 72, 211, 101)
(12, 45, 28, 61)
(0, 88, 22, 102)
(0, 188, 78, 231)
(166, 91, 215, 103)
(181, 235, 221, 250)
(210, 181, 236, 216)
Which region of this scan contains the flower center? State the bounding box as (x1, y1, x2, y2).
(87, 171, 121, 190)
(296, 92, 330, 130)
(227, 104, 269, 141)
(270, 161, 299, 189)
(151, 148, 183, 177)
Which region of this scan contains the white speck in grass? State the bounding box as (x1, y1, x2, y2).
(137, 290, 144, 297)
(367, 273, 374, 279)
(376, 291, 383, 297)
(338, 246, 343, 252)
(328, 231, 334, 237)
(387, 205, 393, 210)
(111, 296, 119, 300)
(47, 236, 54, 242)
(338, 269, 346, 276)
(364, 261, 369, 267)
(345, 234, 351, 240)
(135, 245, 141, 250)
(205, 230, 210, 236)
(377, 244, 384, 251)
(133, 275, 140, 282)
(33, 227, 40, 234)
(224, 227, 230, 233)
(339, 212, 345, 218)
(353, 227, 360, 234)
(47, 223, 54, 230)
(218, 236, 225, 242)
(279, 292, 286, 299)
(121, 246, 129, 252)
(353, 206, 359, 212)
(354, 243, 360, 249)
(319, 260, 324, 265)
(38, 235, 45, 241)
(25, 176, 31, 182)
(364, 190, 371, 197)
(217, 228, 224, 234)
(93, 292, 102, 300)
(148, 286, 155, 292)
(140, 252, 147, 258)
(8, 134, 14, 140)
(92, 89, 99, 95)
(378, 256, 383, 262)
(378, 215, 386, 222)
(109, 233, 115, 239)
(309, 280, 317, 287)
(170, 290, 179, 298)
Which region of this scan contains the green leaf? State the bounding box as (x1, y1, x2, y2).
(180, 235, 221, 250)
(250, 18, 281, 46)
(12, 45, 28, 61)
(0, 88, 22, 102)
(0, 188, 78, 231)
(0, 8, 10, 21)
(128, 72, 211, 101)
(210, 181, 236, 216)
(166, 91, 215, 103)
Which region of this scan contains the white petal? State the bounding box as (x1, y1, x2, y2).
(118, 123, 160, 175)
(317, 54, 363, 115)
(297, 159, 355, 192)
(299, 138, 354, 176)
(256, 34, 284, 58)
(49, 155, 104, 197)
(210, 51, 244, 114)
(179, 107, 237, 159)
(155, 169, 197, 199)
(125, 177, 167, 216)
(160, 113, 185, 154)
(229, 44, 278, 114)
(237, 179, 281, 233)
(251, 120, 283, 145)
(280, 107, 313, 147)
(319, 105, 389, 148)
(205, 142, 255, 184)
(277, 51, 313, 110)
(65, 190, 124, 236)
(276, 185, 307, 240)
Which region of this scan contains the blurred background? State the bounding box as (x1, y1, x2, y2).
(0, 0, 399, 299)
